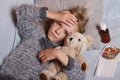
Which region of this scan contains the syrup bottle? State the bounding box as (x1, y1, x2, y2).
(99, 23, 111, 43)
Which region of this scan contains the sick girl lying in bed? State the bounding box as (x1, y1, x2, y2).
(0, 4, 88, 80)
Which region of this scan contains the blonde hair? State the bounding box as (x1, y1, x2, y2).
(69, 6, 89, 33)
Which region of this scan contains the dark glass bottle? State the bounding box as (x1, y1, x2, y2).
(99, 23, 111, 43)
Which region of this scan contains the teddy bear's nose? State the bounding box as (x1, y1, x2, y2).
(69, 38, 73, 41)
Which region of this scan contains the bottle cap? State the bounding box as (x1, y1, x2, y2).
(100, 23, 107, 30)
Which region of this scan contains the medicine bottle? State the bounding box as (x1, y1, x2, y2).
(99, 23, 111, 43)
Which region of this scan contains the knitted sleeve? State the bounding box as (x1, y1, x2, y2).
(63, 56, 86, 80)
(16, 4, 47, 41)
(0, 73, 20, 80)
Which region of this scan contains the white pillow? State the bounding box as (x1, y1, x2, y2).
(35, 0, 103, 49)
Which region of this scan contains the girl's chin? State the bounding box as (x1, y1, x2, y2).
(48, 35, 57, 42)
(48, 35, 63, 42)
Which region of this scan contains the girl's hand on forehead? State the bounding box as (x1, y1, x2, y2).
(61, 22, 78, 34)
(54, 10, 78, 26)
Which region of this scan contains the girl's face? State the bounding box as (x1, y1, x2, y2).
(47, 21, 78, 42)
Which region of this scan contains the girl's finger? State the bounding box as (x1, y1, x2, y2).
(40, 55, 47, 61)
(66, 20, 74, 26)
(42, 57, 49, 63)
(68, 14, 78, 24)
(66, 19, 76, 27)
(38, 51, 46, 59)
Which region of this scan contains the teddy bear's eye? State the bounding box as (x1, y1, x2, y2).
(78, 38, 81, 41)
(69, 38, 73, 41)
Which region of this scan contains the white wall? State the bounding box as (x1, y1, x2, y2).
(0, 0, 34, 64)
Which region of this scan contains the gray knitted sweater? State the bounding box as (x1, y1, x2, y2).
(0, 4, 85, 80)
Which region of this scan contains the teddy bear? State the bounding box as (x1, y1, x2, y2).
(40, 32, 93, 80)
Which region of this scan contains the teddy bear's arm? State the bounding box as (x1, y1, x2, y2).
(76, 55, 88, 71)
(63, 56, 86, 80)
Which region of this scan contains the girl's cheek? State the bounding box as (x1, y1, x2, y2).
(59, 34, 66, 40)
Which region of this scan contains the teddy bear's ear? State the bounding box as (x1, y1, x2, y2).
(79, 35, 93, 53)
(85, 35, 93, 48)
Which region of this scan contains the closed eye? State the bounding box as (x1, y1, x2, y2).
(64, 31, 68, 35)
(78, 38, 81, 41)
(56, 21, 62, 27)
(56, 21, 68, 35)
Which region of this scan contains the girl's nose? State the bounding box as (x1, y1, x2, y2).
(56, 28, 63, 35)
